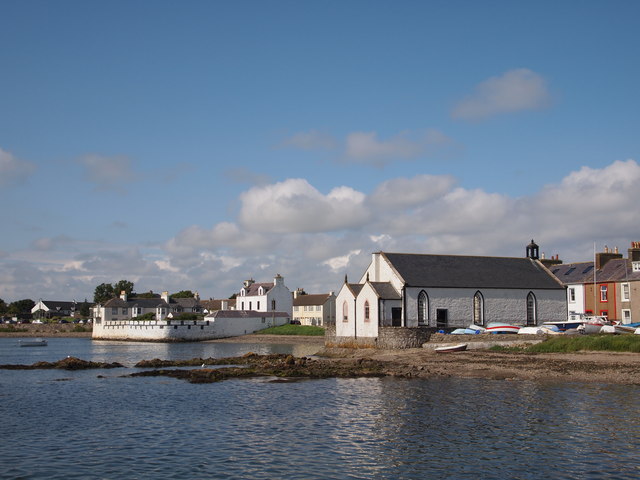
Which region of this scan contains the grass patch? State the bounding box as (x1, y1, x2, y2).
(526, 335, 640, 353)
(256, 324, 325, 336)
(489, 344, 528, 353)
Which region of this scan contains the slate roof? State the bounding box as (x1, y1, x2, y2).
(293, 293, 332, 307)
(206, 310, 289, 319)
(200, 299, 236, 311)
(368, 282, 401, 300)
(39, 300, 76, 310)
(103, 297, 168, 308)
(382, 252, 564, 290)
(548, 262, 595, 285)
(243, 282, 273, 296)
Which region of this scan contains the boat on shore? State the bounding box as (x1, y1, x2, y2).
(19, 339, 48, 347)
(486, 322, 520, 334)
(435, 343, 468, 353)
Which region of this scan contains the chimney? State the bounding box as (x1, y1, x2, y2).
(120, 290, 127, 301)
(274, 274, 283, 286)
(161, 291, 169, 303)
(628, 241, 640, 262)
(194, 291, 200, 300)
(596, 247, 623, 270)
(221, 299, 228, 310)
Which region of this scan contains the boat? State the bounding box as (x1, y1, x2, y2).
(485, 322, 520, 334)
(465, 324, 486, 334)
(435, 343, 468, 353)
(450, 328, 468, 335)
(517, 326, 545, 335)
(613, 324, 636, 334)
(19, 339, 48, 347)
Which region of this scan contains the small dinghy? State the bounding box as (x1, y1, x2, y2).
(435, 343, 468, 353)
(19, 339, 48, 347)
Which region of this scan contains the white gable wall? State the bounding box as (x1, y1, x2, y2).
(360, 253, 404, 292)
(356, 283, 380, 338)
(335, 284, 356, 337)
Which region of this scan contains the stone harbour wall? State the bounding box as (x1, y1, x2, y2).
(324, 325, 431, 349)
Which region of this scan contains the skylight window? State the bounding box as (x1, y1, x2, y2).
(565, 267, 576, 275)
(582, 265, 593, 274)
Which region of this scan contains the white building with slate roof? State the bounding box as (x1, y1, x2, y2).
(335, 243, 566, 341)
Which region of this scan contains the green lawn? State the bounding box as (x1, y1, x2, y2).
(256, 324, 325, 336)
(491, 335, 640, 353)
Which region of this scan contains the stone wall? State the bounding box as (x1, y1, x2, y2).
(324, 325, 431, 349)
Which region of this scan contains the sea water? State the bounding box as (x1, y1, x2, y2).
(1, 338, 639, 479)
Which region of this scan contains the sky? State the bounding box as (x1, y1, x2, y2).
(1, 0, 639, 303)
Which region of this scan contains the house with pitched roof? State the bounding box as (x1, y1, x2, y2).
(32, 300, 78, 319)
(550, 242, 640, 323)
(292, 290, 336, 326)
(236, 274, 293, 316)
(334, 243, 566, 346)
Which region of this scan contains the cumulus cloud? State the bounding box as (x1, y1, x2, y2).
(5, 159, 640, 302)
(0, 148, 36, 187)
(76, 154, 138, 192)
(452, 68, 551, 120)
(238, 178, 370, 233)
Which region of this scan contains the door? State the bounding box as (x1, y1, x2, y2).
(436, 309, 448, 330)
(391, 307, 402, 327)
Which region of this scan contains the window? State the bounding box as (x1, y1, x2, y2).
(294, 306, 299, 312)
(526, 292, 537, 326)
(257, 301, 260, 310)
(249, 301, 252, 310)
(122, 308, 127, 315)
(600, 285, 608, 302)
(342, 301, 348, 322)
(364, 301, 370, 322)
(111, 307, 117, 315)
(568, 288, 576, 303)
(622, 283, 630, 302)
(600, 310, 608, 318)
(633, 262, 640, 272)
(271, 300, 276, 310)
(473, 291, 484, 326)
(418, 291, 428, 326)
(622, 309, 632, 323)
(241, 301, 244, 310)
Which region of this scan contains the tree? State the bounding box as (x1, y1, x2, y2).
(136, 291, 158, 298)
(94, 283, 115, 304)
(79, 299, 91, 317)
(8, 299, 35, 315)
(93, 280, 135, 304)
(0, 298, 7, 314)
(170, 290, 195, 298)
(113, 280, 134, 297)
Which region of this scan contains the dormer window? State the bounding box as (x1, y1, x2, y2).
(240, 289, 246, 296)
(633, 262, 640, 273)
(258, 287, 264, 295)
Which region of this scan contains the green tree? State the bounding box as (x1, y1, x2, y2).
(8, 299, 35, 314)
(136, 291, 158, 298)
(0, 298, 7, 314)
(94, 283, 115, 304)
(170, 290, 195, 298)
(113, 280, 134, 297)
(79, 300, 91, 317)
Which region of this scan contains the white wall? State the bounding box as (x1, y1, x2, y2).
(335, 284, 355, 338)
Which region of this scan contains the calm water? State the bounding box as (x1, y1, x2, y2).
(1, 338, 640, 479)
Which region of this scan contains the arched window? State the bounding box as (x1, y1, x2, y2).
(364, 300, 370, 322)
(418, 291, 429, 325)
(526, 292, 537, 326)
(342, 301, 348, 323)
(473, 291, 484, 326)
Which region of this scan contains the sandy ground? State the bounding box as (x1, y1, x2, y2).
(3, 327, 640, 385)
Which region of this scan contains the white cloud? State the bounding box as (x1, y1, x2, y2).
(452, 68, 551, 120)
(5, 159, 640, 303)
(0, 148, 36, 187)
(238, 178, 370, 233)
(76, 154, 138, 192)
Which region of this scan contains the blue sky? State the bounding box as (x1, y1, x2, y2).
(1, 0, 639, 302)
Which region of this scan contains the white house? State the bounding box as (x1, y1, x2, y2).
(335, 246, 566, 343)
(236, 274, 293, 316)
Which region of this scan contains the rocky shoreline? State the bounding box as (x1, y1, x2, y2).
(3, 328, 640, 385)
(0, 323, 92, 337)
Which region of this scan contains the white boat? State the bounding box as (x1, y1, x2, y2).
(517, 326, 545, 335)
(435, 343, 468, 353)
(465, 324, 486, 334)
(19, 339, 48, 347)
(485, 322, 520, 334)
(450, 328, 468, 335)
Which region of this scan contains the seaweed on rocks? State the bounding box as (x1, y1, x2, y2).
(0, 356, 125, 370)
